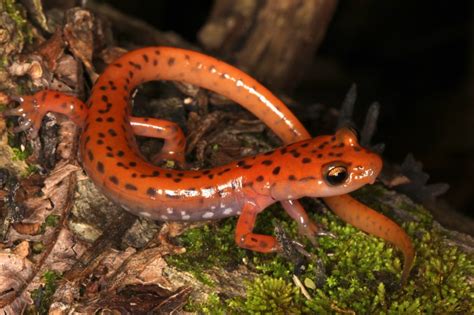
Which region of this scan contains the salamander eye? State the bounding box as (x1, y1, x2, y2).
(324, 164, 348, 186)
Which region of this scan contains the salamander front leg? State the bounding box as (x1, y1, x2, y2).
(281, 199, 321, 246)
(235, 202, 279, 253)
(130, 116, 186, 165)
(3, 91, 88, 137)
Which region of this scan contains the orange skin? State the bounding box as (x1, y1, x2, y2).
(4, 47, 414, 283)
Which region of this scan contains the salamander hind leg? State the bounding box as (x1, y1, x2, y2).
(235, 201, 279, 253)
(130, 116, 186, 166)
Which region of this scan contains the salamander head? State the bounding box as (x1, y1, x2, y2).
(276, 128, 383, 199)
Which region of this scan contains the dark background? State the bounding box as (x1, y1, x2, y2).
(103, 0, 473, 218)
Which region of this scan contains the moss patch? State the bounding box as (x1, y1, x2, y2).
(169, 186, 473, 313)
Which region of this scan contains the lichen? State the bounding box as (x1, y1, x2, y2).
(169, 185, 473, 313)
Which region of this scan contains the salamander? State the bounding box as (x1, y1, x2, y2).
(4, 46, 414, 283)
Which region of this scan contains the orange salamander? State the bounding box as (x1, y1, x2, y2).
(4, 47, 414, 283)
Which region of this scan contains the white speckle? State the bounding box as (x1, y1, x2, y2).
(220, 203, 226, 208)
(166, 207, 174, 214)
(210, 206, 216, 210)
(236, 210, 242, 215)
(157, 189, 163, 194)
(182, 214, 190, 220)
(223, 208, 233, 215)
(160, 215, 168, 220)
(202, 212, 214, 219)
(139, 211, 152, 218)
(210, 66, 217, 73)
(287, 195, 293, 199)
(181, 211, 187, 216)
(236, 79, 244, 87)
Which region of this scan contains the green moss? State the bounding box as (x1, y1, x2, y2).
(170, 186, 473, 313)
(228, 276, 303, 314)
(2, 0, 32, 45)
(166, 218, 247, 286)
(29, 270, 62, 314)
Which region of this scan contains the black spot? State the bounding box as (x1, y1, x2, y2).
(154, 49, 161, 55)
(54, 93, 60, 99)
(300, 143, 309, 148)
(97, 162, 104, 173)
(192, 175, 202, 179)
(125, 183, 137, 191)
(153, 59, 158, 66)
(242, 165, 252, 169)
(208, 174, 215, 179)
(302, 157, 311, 164)
(146, 187, 156, 196)
(263, 151, 274, 156)
(354, 147, 361, 152)
(99, 86, 107, 91)
(243, 181, 254, 187)
(106, 152, 114, 158)
(203, 170, 211, 175)
(168, 57, 175, 66)
(101, 95, 108, 103)
(272, 166, 281, 175)
(106, 117, 115, 122)
(256, 175, 264, 182)
(142, 54, 149, 63)
(173, 178, 182, 183)
(128, 61, 142, 70)
(106, 146, 112, 151)
(98, 132, 105, 138)
(108, 129, 118, 137)
(217, 168, 231, 176)
(87, 150, 94, 161)
(109, 176, 119, 185)
(328, 152, 335, 157)
(317, 153, 323, 158)
(165, 173, 173, 178)
(132, 173, 137, 178)
(115, 150, 124, 157)
(98, 103, 112, 114)
(114, 63, 123, 68)
(290, 149, 301, 158)
(117, 162, 129, 169)
(335, 153, 343, 157)
(85, 136, 91, 144)
(288, 175, 297, 181)
(331, 136, 336, 142)
(280, 148, 288, 155)
(129, 161, 137, 167)
(152, 170, 160, 177)
(97, 139, 104, 145)
(96, 117, 103, 122)
(261, 160, 273, 166)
